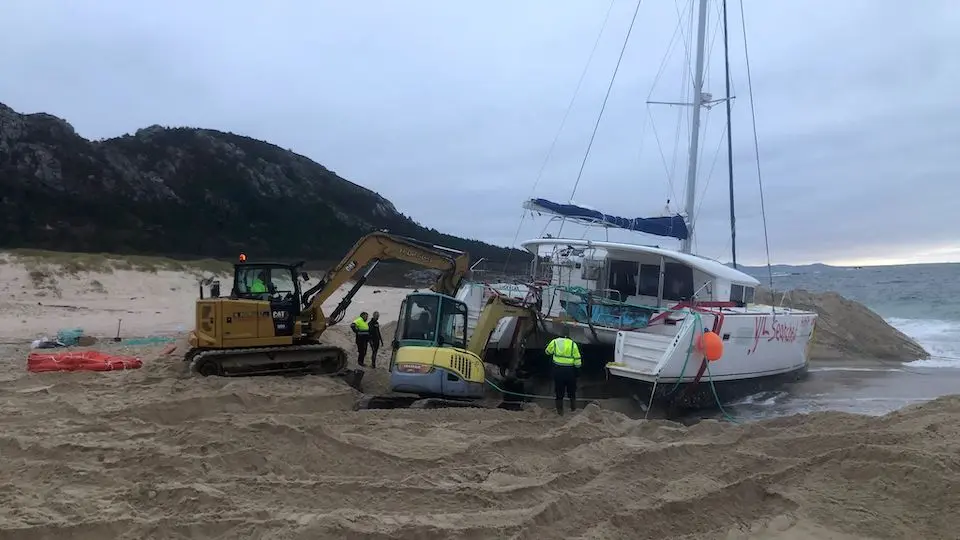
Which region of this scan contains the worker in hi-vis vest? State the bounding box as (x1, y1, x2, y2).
(545, 326, 582, 415)
(350, 312, 371, 366)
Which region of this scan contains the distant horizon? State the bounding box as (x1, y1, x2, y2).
(730, 259, 960, 269)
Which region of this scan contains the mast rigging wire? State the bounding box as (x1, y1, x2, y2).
(738, 0, 774, 290)
(569, 0, 645, 201)
(503, 0, 617, 272)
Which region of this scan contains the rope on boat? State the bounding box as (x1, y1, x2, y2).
(544, 288, 742, 422)
(482, 303, 741, 423)
(484, 378, 556, 401)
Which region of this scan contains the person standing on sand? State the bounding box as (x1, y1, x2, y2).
(545, 326, 582, 415)
(351, 312, 370, 366)
(368, 311, 384, 369)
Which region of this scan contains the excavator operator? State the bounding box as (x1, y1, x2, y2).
(411, 311, 433, 340)
(250, 271, 268, 294)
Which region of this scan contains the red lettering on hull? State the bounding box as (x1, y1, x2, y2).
(748, 316, 806, 355)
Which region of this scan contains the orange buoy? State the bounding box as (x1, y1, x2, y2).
(696, 331, 724, 362)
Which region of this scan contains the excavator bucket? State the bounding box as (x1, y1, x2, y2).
(335, 368, 365, 391)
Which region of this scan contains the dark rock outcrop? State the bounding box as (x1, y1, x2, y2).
(0, 102, 530, 263)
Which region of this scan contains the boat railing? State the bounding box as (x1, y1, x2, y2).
(691, 281, 712, 302)
(592, 288, 623, 303)
(542, 284, 654, 331)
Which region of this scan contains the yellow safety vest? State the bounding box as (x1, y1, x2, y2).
(250, 279, 266, 293)
(352, 317, 369, 334)
(546, 337, 581, 367)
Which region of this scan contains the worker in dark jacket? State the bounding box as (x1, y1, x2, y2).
(368, 311, 384, 369)
(351, 312, 370, 366)
(545, 326, 582, 415)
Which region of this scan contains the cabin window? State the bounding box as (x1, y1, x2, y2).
(234, 266, 296, 301)
(730, 284, 743, 303)
(638, 264, 660, 296)
(394, 299, 408, 343)
(662, 263, 694, 301)
(607, 260, 639, 301)
(270, 271, 296, 298)
(438, 297, 467, 349)
(401, 295, 440, 341)
(581, 259, 602, 280)
(729, 284, 754, 306)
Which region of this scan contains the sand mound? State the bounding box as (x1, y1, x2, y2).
(757, 288, 929, 361)
(2, 335, 959, 539)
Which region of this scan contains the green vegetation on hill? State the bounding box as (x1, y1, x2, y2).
(2, 249, 232, 276)
(0, 102, 531, 267)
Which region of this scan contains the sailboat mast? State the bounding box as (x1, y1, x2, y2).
(723, 0, 737, 267)
(680, 0, 710, 254)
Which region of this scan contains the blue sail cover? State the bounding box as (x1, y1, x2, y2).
(525, 198, 689, 240)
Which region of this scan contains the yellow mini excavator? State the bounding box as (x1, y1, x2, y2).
(355, 290, 542, 410)
(185, 231, 470, 379)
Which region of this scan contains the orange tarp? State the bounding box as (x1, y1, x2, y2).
(27, 350, 143, 372)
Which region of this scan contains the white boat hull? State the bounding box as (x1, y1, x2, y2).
(457, 281, 817, 408)
(606, 307, 816, 384)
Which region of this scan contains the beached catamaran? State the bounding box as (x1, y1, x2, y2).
(458, 0, 818, 410)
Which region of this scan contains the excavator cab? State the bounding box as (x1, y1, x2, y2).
(231, 261, 309, 336)
(191, 261, 309, 352)
(388, 292, 486, 400)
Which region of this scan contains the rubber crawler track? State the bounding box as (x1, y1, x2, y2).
(185, 344, 349, 378)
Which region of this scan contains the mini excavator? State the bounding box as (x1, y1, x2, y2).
(185, 231, 471, 379)
(355, 290, 541, 410)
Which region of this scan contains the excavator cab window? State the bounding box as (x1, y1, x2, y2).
(269, 270, 297, 301)
(396, 292, 468, 350)
(232, 263, 302, 312)
(437, 296, 467, 349)
(398, 293, 439, 343)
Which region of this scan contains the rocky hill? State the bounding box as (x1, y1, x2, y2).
(0, 102, 530, 264)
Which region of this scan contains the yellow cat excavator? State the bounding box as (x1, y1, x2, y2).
(185, 231, 470, 379)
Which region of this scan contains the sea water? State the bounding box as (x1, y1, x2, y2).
(749, 262, 960, 365)
(717, 262, 960, 420)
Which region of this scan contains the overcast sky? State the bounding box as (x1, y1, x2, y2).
(2, 0, 957, 266)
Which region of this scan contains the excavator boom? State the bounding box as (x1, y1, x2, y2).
(301, 231, 470, 337)
(468, 294, 540, 356)
(467, 292, 541, 377)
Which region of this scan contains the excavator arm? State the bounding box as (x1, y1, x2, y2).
(300, 231, 470, 337)
(466, 293, 541, 373)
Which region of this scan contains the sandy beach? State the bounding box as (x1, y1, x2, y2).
(0, 253, 411, 342)
(2, 256, 960, 539)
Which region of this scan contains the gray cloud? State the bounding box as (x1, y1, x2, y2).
(1, 0, 957, 265)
